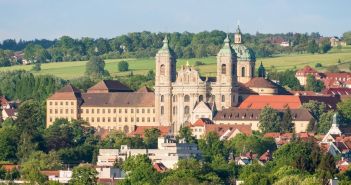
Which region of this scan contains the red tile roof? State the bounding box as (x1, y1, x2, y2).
(128, 126, 170, 138)
(81, 91, 155, 107)
(259, 150, 272, 162)
(136, 86, 153, 93)
(204, 124, 252, 136)
(239, 95, 302, 109)
(323, 88, 351, 96)
(239, 95, 341, 110)
(41, 170, 60, 177)
(296, 66, 319, 76)
(0, 96, 9, 107)
(153, 162, 167, 172)
(48, 84, 82, 100)
(192, 118, 214, 126)
(87, 80, 132, 93)
(0, 164, 19, 172)
(245, 77, 277, 88)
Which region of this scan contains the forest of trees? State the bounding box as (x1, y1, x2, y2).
(0, 30, 346, 67)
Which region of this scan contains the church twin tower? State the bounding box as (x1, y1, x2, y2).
(154, 26, 256, 133)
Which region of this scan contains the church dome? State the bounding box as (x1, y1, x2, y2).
(232, 44, 256, 62)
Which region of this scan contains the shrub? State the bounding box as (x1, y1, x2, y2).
(118, 61, 129, 72)
(315, 63, 322, 68)
(194, 61, 205, 66)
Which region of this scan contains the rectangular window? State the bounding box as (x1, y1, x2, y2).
(49, 102, 52, 106)
(97, 118, 100, 122)
(102, 109, 105, 114)
(49, 109, 52, 114)
(108, 118, 110, 122)
(147, 109, 150, 113)
(92, 118, 95, 122)
(131, 117, 134, 122)
(153, 109, 155, 113)
(60, 109, 63, 114)
(119, 109, 122, 113)
(86, 109, 89, 114)
(113, 118, 116, 122)
(136, 109, 139, 113)
(147, 117, 150, 122)
(108, 109, 111, 114)
(92, 109, 94, 114)
(153, 118, 155, 122)
(55, 109, 58, 114)
(71, 109, 74, 114)
(66, 101, 68, 105)
(137, 117, 139, 122)
(142, 118, 145, 122)
(125, 109, 128, 113)
(55, 102, 58, 106)
(119, 118, 122, 122)
(65, 109, 68, 114)
(49, 117, 52, 122)
(125, 117, 128, 122)
(102, 118, 105, 122)
(60, 102, 63, 105)
(97, 109, 100, 114)
(142, 109, 145, 113)
(131, 109, 134, 113)
(113, 109, 116, 113)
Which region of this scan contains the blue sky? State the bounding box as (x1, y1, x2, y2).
(0, 0, 350, 41)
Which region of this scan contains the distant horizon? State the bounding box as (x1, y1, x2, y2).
(1, 0, 350, 41)
(1, 29, 349, 42)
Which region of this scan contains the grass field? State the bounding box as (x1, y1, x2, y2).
(1, 46, 351, 80)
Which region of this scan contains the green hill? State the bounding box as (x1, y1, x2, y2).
(1, 47, 351, 80)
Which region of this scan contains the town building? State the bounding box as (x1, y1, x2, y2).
(189, 118, 252, 139)
(97, 136, 201, 169)
(295, 65, 351, 88)
(213, 107, 314, 133)
(330, 36, 347, 47)
(295, 65, 322, 86)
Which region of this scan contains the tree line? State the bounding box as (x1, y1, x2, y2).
(1, 30, 350, 67)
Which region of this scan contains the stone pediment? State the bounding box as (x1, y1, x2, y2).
(175, 65, 204, 85)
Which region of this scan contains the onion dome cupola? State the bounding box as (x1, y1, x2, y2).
(218, 34, 236, 57)
(232, 25, 256, 62)
(258, 61, 266, 78)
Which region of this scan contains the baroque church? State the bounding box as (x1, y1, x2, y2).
(47, 26, 289, 135)
(155, 26, 261, 133)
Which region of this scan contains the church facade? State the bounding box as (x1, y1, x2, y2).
(154, 27, 256, 133)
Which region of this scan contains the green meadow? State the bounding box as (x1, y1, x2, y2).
(1, 46, 351, 80)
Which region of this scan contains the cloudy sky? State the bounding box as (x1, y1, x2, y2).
(0, 0, 350, 41)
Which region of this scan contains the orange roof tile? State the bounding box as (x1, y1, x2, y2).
(239, 95, 302, 109)
(128, 126, 170, 138)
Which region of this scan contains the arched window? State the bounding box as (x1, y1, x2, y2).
(184, 95, 190, 102)
(123, 125, 129, 133)
(173, 95, 177, 102)
(221, 95, 225, 102)
(199, 95, 204, 102)
(241, 67, 245, 77)
(184, 106, 190, 114)
(221, 64, 226, 74)
(160, 95, 164, 102)
(161, 106, 164, 115)
(160, 64, 165, 75)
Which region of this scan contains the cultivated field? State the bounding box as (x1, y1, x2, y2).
(1, 46, 351, 80)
